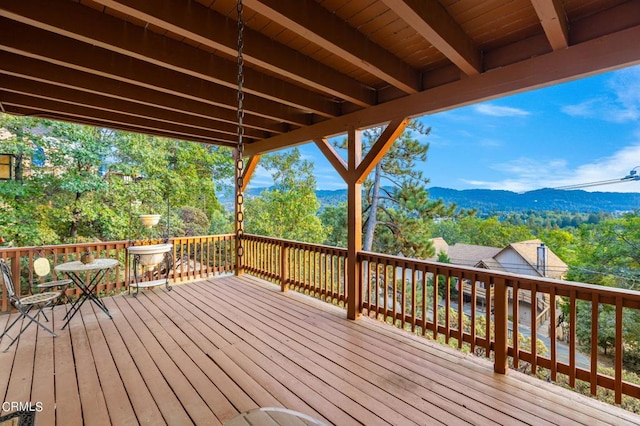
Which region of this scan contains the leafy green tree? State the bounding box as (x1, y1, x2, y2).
(319, 203, 347, 247)
(0, 115, 59, 244)
(245, 148, 327, 243)
(46, 122, 112, 239)
(431, 216, 533, 247)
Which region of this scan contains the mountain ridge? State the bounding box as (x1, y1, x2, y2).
(239, 187, 640, 214)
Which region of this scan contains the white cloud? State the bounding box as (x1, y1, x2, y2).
(464, 142, 640, 193)
(474, 104, 530, 117)
(562, 66, 640, 123)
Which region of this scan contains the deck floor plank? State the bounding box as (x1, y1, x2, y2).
(193, 281, 453, 425)
(229, 278, 557, 423)
(135, 290, 259, 415)
(67, 305, 111, 426)
(30, 319, 56, 426)
(110, 296, 222, 425)
(87, 302, 165, 426)
(0, 275, 638, 425)
(101, 297, 193, 425)
(207, 279, 505, 425)
(51, 305, 83, 426)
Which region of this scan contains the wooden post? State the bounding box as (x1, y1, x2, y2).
(280, 241, 289, 292)
(347, 127, 362, 320)
(493, 277, 509, 374)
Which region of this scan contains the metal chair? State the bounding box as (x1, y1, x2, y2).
(0, 259, 61, 351)
(30, 248, 72, 303)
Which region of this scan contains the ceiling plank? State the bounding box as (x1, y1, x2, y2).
(0, 75, 266, 140)
(530, 0, 569, 50)
(0, 18, 313, 127)
(90, 0, 375, 107)
(244, 0, 420, 94)
(245, 23, 640, 155)
(0, 52, 286, 134)
(381, 0, 481, 75)
(0, 91, 240, 144)
(0, 0, 341, 118)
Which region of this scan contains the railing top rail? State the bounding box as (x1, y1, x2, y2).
(358, 249, 640, 302)
(244, 233, 348, 253)
(0, 235, 236, 254)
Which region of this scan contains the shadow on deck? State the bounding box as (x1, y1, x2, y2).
(0, 275, 638, 425)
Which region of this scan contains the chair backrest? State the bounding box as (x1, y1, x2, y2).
(33, 257, 51, 279)
(0, 259, 17, 301)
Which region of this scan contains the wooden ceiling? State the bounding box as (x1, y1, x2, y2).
(1, 0, 639, 155)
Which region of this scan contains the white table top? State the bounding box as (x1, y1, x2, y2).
(54, 258, 120, 273)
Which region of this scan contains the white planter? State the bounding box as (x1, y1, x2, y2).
(128, 243, 172, 266)
(139, 214, 161, 228)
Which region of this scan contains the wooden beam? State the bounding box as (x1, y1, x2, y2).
(313, 138, 348, 183)
(0, 0, 341, 118)
(0, 75, 266, 140)
(355, 118, 409, 183)
(382, 0, 481, 75)
(0, 92, 238, 144)
(245, 0, 420, 94)
(531, 0, 569, 50)
(346, 127, 362, 321)
(89, 0, 375, 107)
(241, 155, 261, 192)
(0, 52, 286, 134)
(0, 18, 312, 127)
(245, 23, 640, 155)
(3, 105, 236, 147)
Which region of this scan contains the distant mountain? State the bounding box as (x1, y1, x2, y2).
(427, 187, 640, 214)
(225, 187, 640, 214)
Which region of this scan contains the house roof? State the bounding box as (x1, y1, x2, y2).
(1, 1, 639, 154)
(447, 243, 502, 268)
(504, 239, 568, 279)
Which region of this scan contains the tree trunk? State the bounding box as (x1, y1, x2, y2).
(363, 162, 382, 251)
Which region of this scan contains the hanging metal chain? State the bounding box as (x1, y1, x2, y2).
(235, 0, 245, 259)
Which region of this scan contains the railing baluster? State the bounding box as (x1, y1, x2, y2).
(513, 280, 519, 369)
(569, 289, 577, 388)
(615, 297, 623, 404)
(470, 273, 476, 354)
(531, 282, 538, 375)
(550, 286, 557, 382)
(591, 292, 599, 396)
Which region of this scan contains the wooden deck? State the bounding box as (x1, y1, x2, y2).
(1, 275, 638, 426)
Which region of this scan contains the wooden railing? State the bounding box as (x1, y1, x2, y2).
(0, 234, 235, 312)
(244, 234, 348, 304)
(358, 251, 640, 404)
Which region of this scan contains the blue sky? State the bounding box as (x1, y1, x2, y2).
(249, 64, 640, 193)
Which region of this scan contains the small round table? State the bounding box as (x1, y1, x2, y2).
(55, 258, 119, 329)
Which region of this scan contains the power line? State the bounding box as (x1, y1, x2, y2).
(553, 166, 640, 190)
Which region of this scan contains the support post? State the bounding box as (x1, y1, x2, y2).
(347, 127, 362, 320)
(494, 277, 509, 374)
